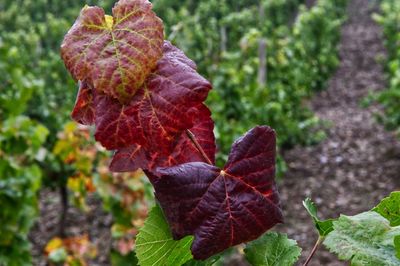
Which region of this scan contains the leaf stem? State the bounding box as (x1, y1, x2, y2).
(302, 236, 323, 266)
(186, 129, 213, 165)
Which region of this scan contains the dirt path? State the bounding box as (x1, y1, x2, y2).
(278, 0, 400, 265)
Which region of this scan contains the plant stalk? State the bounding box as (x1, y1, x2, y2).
(186, 129, 213, 165)
(303, 236, 324, 266)
(59, 184, 68, 237)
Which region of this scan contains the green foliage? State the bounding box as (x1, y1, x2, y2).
(324, 212, 400, 266)
(48, 248, 68, 264)
(373, 191, 400, 227)
(153, 0, 347, 169)
(395, 235, 400, 259)
(136, 205, 194, 266)
(373, 0, 400, 137)
(244, 232, 301, 266)
(291, 0, 346, 93)
(0, 1, 116, 180)
(0, 1, 108, 261)
(303, 198, 334, 236)
(0, 235, 33, 266)
(183, 256, 221, 266)
(0, 117, 48, 265)
(110, 250, 138, 266)
(0, 4, 51, 259)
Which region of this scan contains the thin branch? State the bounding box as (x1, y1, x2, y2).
(303, 236, 323, 266)
(59, 184, 68, 237)
(186, 129, 213, 165)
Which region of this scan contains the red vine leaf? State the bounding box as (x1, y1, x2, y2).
(61, 0, 164, 103)
(71, 80, 95, 125)
(93, 92, 143, 150)
(109, 144, 148, 172)
(169, 104, 215, 165)
(94, 41, 212, 151)
(153, 126, 283, 260)
(109, 104, 216, 172)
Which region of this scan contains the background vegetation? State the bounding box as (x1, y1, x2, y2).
(373, 0, 400, 137)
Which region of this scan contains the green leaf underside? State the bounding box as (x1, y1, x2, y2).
(303, 198, 334, 236)
(373, 191, 400, 227)
(324, 212, 400, 266)
(244, 232, 301, 266)
(136, 205, 194, 266)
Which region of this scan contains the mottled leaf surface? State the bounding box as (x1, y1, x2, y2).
(303, 198, 334, 237)
(94, 42, 212, 151)
(61, 0, 164, 102)
(244, 232, 301, 266)
(136, 205, 194, 266)
(71, 80, 95, 125)
(109, 104, 215, 172)
(324, 212, 400, 266)
(154, 126, 283, 260)
(373, 191, 400, 227)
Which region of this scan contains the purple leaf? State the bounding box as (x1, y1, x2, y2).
(153, 126, 283, 260)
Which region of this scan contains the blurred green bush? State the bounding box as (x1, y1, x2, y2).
(0, 1, 113, 264)
(153, 0, 347, 168)
(373, 0, 400, 137)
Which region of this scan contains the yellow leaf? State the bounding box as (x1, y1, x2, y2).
(45, 237, 63, 254)
(67, 176, 82, 192)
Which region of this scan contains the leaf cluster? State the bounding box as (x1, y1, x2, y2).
(305, 193, 400, 265)
(61, 0, 285, 261)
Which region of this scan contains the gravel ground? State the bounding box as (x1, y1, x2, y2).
(278, 0, 400, 265)
(29, 0, 400, 265)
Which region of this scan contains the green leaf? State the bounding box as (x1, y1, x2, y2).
(244, 232, 301, 266)
(395, 236, 400, 260)
(303, 198, 334, 236)
(136, 205, 194, 266)
(373, 191, 400, 226)
(183, 255, 220, 266)
(110, 250, 138, 266)
(324, 212, 400, 266)
(48, 248, 68, 263)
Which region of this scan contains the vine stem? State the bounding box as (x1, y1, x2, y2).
(59, 184, 68, 237)
(186, 129, 213, 165)
(302, 236, 323, 266)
